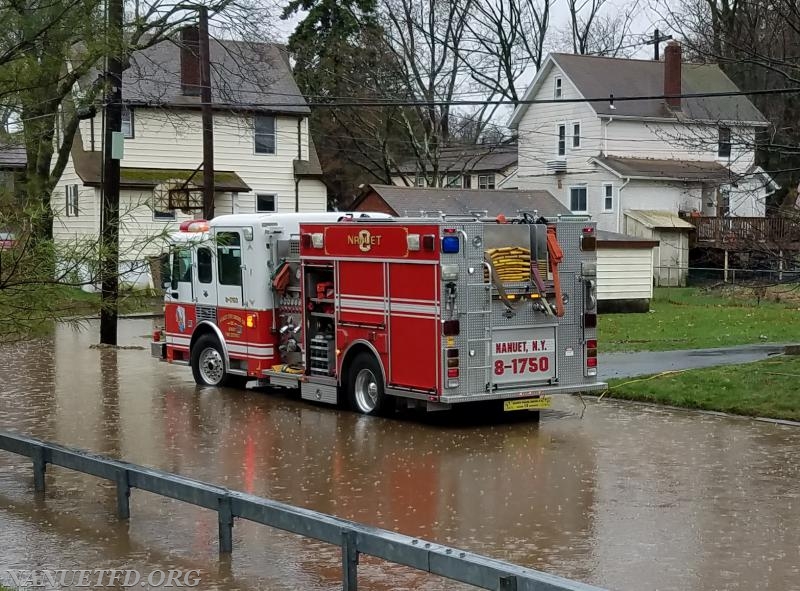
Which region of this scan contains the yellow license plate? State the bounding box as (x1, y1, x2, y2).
(503, 396, 551, 411)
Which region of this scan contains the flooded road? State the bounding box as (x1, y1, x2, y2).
(1, 319, 799, 591)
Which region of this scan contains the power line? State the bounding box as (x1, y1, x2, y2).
(116, 86, 800, 110)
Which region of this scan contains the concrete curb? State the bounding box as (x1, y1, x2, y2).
(579, 393, 800, 428)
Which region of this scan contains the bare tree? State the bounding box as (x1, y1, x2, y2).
(380, 0, 475, 186)
(566, 0, 639, 56)
(459, 0, 552, 103)
(653, 0, 800, 205)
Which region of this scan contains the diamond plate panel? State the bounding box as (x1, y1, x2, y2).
(439, 219, 600, 401)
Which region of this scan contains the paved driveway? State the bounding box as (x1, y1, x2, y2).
(598, 343, 791, 380)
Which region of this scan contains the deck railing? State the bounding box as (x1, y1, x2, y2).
(686, 216, 800, 245)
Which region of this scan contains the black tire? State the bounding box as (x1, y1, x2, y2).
(191, 334, 234, 387)
(346, 352, 389, 415)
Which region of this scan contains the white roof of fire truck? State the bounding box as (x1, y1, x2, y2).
(167, 211, 393, 244)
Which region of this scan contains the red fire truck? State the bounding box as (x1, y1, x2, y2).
(152, 211, 605, 414)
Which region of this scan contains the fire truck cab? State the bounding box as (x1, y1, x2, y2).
(152, 211, 605, 414)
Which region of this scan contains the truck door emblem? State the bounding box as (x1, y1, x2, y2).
(176, 306, 186, 332)
(348, 229, 381, 252)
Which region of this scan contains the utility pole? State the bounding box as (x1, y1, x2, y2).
(199, 6, 215, 220)
(646, 28, 673, 61)
(100, 0, 123, 345)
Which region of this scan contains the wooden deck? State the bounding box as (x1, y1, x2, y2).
(685, 216, 800, 250)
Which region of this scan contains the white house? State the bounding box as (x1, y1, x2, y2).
(51, 27, 327, 285)
(391, 144, 517, 190)
(508, 42, 777, 236)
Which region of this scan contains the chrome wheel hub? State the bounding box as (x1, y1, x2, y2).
(354, 368, 379, 413)
(199, 347, 224, 385)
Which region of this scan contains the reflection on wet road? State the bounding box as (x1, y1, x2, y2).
(0, 319, 798, 590)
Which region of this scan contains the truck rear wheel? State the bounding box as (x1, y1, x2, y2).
(347, 353, 388, 415)
(191, 334, 234, 388)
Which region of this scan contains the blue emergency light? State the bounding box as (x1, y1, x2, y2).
(441, 235, 460, 254)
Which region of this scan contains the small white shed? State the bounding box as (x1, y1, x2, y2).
(596, 230, 659, 312)
(623, 210, 694, 287)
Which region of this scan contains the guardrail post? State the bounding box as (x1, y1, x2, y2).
(498, 575, 518, 591)
(32, 447, 47, 493)
(115, 469, 130, 519)
(341, 530, 358, 591)
(218, 495, 233, 554)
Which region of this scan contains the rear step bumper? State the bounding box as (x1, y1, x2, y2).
(439, 381, 607, 403)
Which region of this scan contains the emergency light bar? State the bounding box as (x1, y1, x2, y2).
(179, 220, 210, 233)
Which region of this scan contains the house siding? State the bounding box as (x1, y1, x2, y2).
(596, 248, 654, 300)
(515, 65, 601, 183)
(391, 166, 515, 189)
(354, 192, 397, 215)
(78, 108, 326, 213)
(604, 119, 756, 174)
(52, 158, 99, 242)
(621, 180, 703, 216)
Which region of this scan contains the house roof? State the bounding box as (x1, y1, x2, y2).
(624, 209, 696, 230)
(119, 37, 309, 115)
(593, 155, 735, 182)
(294, 137, 323, 177)
(395, 144, 518, 174)
(509, 52, 768, 128)
(596, 229, 659, 249)
(0, 142, 26, 169)
(353, 184, 570, 217)
(72, 147, 249, 191)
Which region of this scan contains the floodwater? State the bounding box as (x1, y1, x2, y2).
(0, 319, 799, 591)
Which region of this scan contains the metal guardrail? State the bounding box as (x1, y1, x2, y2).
(0, 430, 607, 591)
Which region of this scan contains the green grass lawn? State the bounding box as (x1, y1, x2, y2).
(606, 354, 800, 421)
(599, 287, 800, 352)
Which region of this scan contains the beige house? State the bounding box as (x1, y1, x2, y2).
(51, 27, 327, 286)
(391, 144, 517, 191)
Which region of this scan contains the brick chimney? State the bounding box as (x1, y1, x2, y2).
(663, 41, 682, 111)
(180, 25, 200, 96)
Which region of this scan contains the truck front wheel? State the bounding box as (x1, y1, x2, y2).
(191, 334, 234, 387)
(347, 353, 388, 415)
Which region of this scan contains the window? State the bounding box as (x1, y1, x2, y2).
(197, 247, 213, 284)
(573, 123, 581, 148)
(256, 193, 277, 213)
(414, 173, 425, 187)
(462, 175, 472, 188)
(153, 204, 175, 220)
(254, 114, 276, 154)
(121, 106, 134, 138)
(569, 186, 587, 212)
(718, 127, 731, 158)
(65, 184, 79, 217)
(217, 232, 242, 286)
(554, 77, 562, 99)
(478, 174, 496, 190)
(170, 248, 192, 290)
(603, 183, 614, 211)
(445, 173, 462, 188)
(557, 124, 566, 156)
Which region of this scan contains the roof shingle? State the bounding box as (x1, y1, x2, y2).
(594, 155, 735, 182)
(551, 53, 766, 123)
(119, 38, 309, 114)
(396, 144, 517, 174)
(355, 184, 569, 218)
